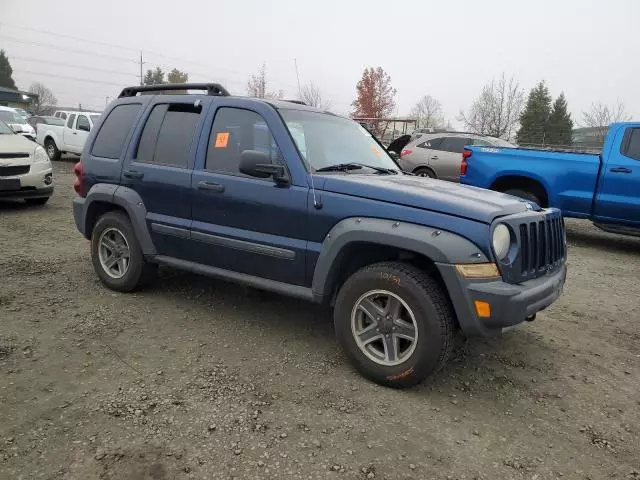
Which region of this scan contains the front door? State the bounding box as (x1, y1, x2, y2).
(63, 113, 77, 151)
(120, 99, 208, 259)
(594, 124, 640, 227)
(70, 114, 92, 153)
(190, 103, 308, 286)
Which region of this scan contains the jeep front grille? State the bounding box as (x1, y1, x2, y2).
(497, 208, 565, 284)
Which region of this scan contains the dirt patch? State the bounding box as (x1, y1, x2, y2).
(0, 161, 639, 479)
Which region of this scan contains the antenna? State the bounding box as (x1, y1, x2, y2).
(310, 167, 321, 209)
(294, 58, 301, 95)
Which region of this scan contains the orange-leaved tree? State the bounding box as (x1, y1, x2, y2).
(351, 67, 396, 135)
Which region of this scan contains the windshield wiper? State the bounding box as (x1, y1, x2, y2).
(316, 162, 397, 174)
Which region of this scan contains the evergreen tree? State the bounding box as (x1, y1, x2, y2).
(517, 81, 552, 145)
(143, 67, 165, 85)
(0, 50, 17, 90)
(546, 93, 573, 146)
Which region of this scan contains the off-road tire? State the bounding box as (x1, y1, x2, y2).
(334, 261, 456, 388)
(90, 211, 156, 292)
(504, 188, 541, 207)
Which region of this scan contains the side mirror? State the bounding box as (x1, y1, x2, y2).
(388, 150, 400, 160)
(10, 124, 23, 133)
(239, 150, 288, 186)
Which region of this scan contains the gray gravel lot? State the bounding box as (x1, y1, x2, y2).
(1, 159, 639, 480)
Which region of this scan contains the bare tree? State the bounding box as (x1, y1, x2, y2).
(299, 82, 330, 110)
(246, 63, 283, 99)
(410, 95, 445, 131)
(459, 73, 524, 140)
(582, 100, 631, 142)
(28, 82, 58, 115)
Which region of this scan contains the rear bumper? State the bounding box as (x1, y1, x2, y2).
(438, 262, 566, 337)
(73, 196, 87, 236)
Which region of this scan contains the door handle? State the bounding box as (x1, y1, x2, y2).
(431, 156, 439, 160)
(123, 170, 144, 180)
(72, 132, 77, 135)
(610, 167, 632, 174)
(197, 181, 225, 193)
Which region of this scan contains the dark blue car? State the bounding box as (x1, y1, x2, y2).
(72, 83, 566, 388)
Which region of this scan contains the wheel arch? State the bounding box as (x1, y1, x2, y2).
(490, 175, 549, 207)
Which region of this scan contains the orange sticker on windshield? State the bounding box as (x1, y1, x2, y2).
(370, 145, 381, 157)
(215, 132, 229, 148)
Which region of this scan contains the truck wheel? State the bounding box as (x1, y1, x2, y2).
(90, 211, 156, 292)
(504, 188, 541, 206)
(334, 261, 455, 388)
(45, 139, 61, 161)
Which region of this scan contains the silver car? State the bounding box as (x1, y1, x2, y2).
(396, 132, 514, 181)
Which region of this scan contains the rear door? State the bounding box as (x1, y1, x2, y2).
(120, 98, 210, 260)
(431, 136, 470, 181)
(190, 102, 308, 286)
(594, 125, 640, 226)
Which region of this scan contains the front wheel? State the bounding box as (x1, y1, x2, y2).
(504, 188, 541, 207)
(334, 262, 456, 388)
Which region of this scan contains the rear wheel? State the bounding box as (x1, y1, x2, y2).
(91, 211, 156, 292)
(45, 139, 61, 161)
(504, 188, 541, 206)
(25, 197, 49, 206)
(334, 261, 456, 388)
(414, 167, 436, 178)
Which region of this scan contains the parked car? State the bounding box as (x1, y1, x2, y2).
(460, 122, 640, 236)
(27, 115, 65, 133)
(396, 132, 515, 181)
(13, 108, 31, 120)
(71, 83, 566, 388)
(0, 120, 54, 205)
(0, 106, 36, 140)
(36, 111, 101, 160)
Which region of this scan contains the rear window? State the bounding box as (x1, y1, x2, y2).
(91, 104, 141, 159)
(417, 137, 443, 149)
(135, 103, 201, 168)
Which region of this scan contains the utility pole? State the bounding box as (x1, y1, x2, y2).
(139, 51, 144, 86)
(294, 58, 301, 95)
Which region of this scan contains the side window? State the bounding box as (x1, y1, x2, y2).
(622, 128, 640, 161)
(440, 137, 468, 153)
(77, 115, 90, 132)
(205, 107, 282, 176)
(91, 103, 141, 159)
(135, 103, 201, 168)
(59, 112, 67, 120)
(417, 137, 444, 150)
(66, 114, 76, 129)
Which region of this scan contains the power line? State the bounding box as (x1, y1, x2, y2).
(11, 69, 128, 88)
(0, 35, 139, 64)
(9, 55, 138, 79)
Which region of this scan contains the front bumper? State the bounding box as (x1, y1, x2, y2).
(438, 262, 566, 337)
(0, 163, 54, 199)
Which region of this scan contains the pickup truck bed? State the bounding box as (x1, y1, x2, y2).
(461, 122, 640, 233)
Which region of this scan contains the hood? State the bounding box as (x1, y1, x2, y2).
(320, 173, 536, 224)
(0, 134, 38, 162)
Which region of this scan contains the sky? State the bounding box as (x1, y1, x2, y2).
(1, 0, 638, 128)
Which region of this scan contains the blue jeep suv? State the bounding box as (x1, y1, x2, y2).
(72, 83, 567, 388)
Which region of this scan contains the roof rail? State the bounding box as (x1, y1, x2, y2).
(118, 83, 230, 98)
(282, 99, 307, 105)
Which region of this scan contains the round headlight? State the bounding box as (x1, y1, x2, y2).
(492, 224, 511, 260)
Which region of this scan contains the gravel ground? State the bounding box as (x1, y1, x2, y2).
(1, 159, 639, 480)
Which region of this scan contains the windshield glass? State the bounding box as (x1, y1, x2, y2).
(279, 109, 399, 172)
(0, 110, 26, 124)
(0, 120, 13, 134)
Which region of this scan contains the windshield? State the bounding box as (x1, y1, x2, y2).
(0, 120, 13, 134)
(279, 109, 400, 173)
(0, 110, 26, 124)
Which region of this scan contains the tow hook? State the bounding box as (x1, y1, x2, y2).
(525, 314, 536, 322)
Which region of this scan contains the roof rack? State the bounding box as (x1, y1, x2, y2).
(281, 99, 307, 105)
(118, 83, 230, 98)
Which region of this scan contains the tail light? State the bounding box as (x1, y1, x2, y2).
(73, 161, 85, 197)
(400, 149, 412, 158)
(461, 148, 471, 176)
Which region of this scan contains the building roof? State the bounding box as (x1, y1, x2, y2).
(0, 86, 37, 105)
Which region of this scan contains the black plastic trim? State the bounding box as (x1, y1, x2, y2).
(191, 230, 295, 260)
(151, 223, 190, 239)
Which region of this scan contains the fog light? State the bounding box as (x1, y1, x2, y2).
(455, 263, 500, 278)
(44, 173, 52, 185)
(474, 301, 491, 318)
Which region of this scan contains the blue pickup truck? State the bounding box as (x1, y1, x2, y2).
(72, 83, 566, 388)
(460, 122, 640, 235)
